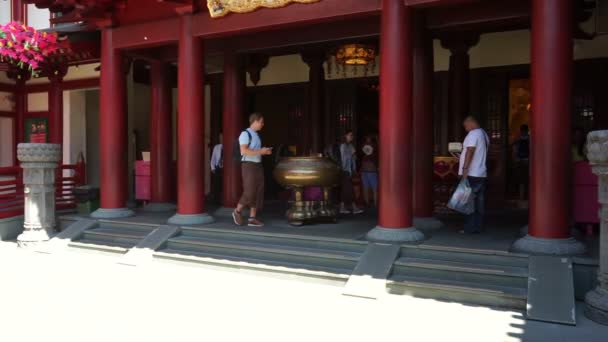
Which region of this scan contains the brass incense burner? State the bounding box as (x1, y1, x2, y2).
(273, 156, 341, 226)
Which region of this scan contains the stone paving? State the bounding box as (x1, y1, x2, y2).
(0, 241, 607, 342)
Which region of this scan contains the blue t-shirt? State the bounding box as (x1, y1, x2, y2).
(239, 128, 262, 163)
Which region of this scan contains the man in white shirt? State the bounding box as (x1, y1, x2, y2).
(210, 133, 223, 204)
(458, 116, 489, 234)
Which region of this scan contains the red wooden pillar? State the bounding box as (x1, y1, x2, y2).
(48, 68, 67, 147)
(145, 60, 175, 212)
(441, 35, 478, 143)
(169, 15, 214, 225)
(412, 11, 442, 230)
(91, 29, 133, 219)
(512, 0, 585, 255)
(302, 51, 325, 154)
(222, 50, 244, 209)
(12, 1, 23, 22)
(367, 0, 424, 243)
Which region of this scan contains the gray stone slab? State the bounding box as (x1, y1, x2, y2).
(37, 219, 98, 254)
(342, 243, 401, 299)
(119, 225, 180, 266)
(527, 255, 576, 325)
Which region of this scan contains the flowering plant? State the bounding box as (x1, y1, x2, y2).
(0, 22, 59, 75)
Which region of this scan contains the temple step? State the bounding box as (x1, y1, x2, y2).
(177, 227, 367, 254)
(386, 275, 527, 310)
(153, 230, 365, 283)
(387, 245, 530, 310)
(70, 224, 155, 253)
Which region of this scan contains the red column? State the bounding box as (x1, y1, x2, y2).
(512, 0, 585, 255)
(12, 1, 23, 22)
(529, 0, 572, 239)
(367, 0, 423, 242)
(91, 29, 133, 218)
(146, 60, 175, 211)
(412, 12, 437, 222)
(14, 78, 26, 165)
(302, 51, 325, 154)
(222, 51, 244, 209)
(48, 69, 66, 146)
(169, 15, 213, 224)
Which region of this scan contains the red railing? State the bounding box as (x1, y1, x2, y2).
(0, 167, 24, 219)
(0, 157, 86, 219)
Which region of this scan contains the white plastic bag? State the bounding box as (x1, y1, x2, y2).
(447, 179, 475, 215)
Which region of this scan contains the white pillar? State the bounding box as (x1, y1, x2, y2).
(584, 130, 608, 325)
(16, 143, 62, 248)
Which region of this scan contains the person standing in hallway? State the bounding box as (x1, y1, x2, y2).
(360, 135, 379, 208)
(233, 113, 272, 227)
(459, 116, 489, 234)
(210, 133, 223, 205)
(339, 130, 364, 215)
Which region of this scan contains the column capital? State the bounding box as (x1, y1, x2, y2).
(439, 33, 480, 55)
(46, 64, 69, 82)
(300, 50, 326, 68)
(245, 53, 269, 86)
(6, 67, 31, 83)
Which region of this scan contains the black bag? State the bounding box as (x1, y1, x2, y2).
(232, 130, 252, 162)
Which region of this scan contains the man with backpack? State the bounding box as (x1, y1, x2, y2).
(458, 116, 490, 234)
(232, 113, 272, 227)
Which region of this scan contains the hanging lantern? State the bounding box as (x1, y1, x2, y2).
(335, 44, 376, 66)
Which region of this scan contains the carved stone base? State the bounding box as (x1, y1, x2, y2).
(17, 229, 54, 248)
(91, 208, 135, 219)
(511, 235, 586, 255)
(366, 226, 425, 244)
(585, 286, 608, 325)
(413, 217, 444, 231)
(168, 213, 215, 225)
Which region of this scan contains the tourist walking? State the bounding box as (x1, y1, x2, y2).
(360, 135, 378, 207)
(339, 130, 364, 214)
(232, 113, 273, 227)
(459, 116, 489, 234)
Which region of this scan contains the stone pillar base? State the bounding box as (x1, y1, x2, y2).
(585, 286, 608, 325)
(366, 226, 425, 244)
(91, 208, 135, 219)
(17, 229, 53, 248)
(143, 202, 177, 212)
(168, 213, 215, 225)
(413, 217, 443, 231)
(511, 235, 586, 255)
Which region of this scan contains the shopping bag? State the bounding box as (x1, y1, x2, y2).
(447, 179, 475, 214)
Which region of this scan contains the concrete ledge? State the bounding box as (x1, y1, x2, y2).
(143, 202, 177, 212)
(120, 225, 181, 266)
(511, 235, 587, 256)
(38, 219, 98, 254)
(366, 226, 425, 244)
(0, 215, 23, 241)
(168, 213, 215, 225)
(414, 217, 444, 231)
(91, 208, 135, 219)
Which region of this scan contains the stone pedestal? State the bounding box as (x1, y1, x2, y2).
(584, 131, 608, 325)
(16, 143, 62, 248)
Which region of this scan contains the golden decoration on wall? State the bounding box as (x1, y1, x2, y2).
(335, 44, 376, 65)
(207, 0, 322, 18)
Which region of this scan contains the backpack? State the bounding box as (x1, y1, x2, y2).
(232, 130, 252, 162)
(516, 136, 530, 160)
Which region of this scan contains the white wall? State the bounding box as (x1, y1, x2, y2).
(63, 90, 87, 164)
(26, 4, 49, 30)
(0, 91, 14, 111)
(249, 27, 608, 86)
(27, 92, 48, 112)
(0, 117, 13, 167)
(0, 1, 11, 25)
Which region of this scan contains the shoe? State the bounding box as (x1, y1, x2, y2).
(352, 208, 364, 214)
(248, 217, 264, 227)
(232, 210, 243, 226)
